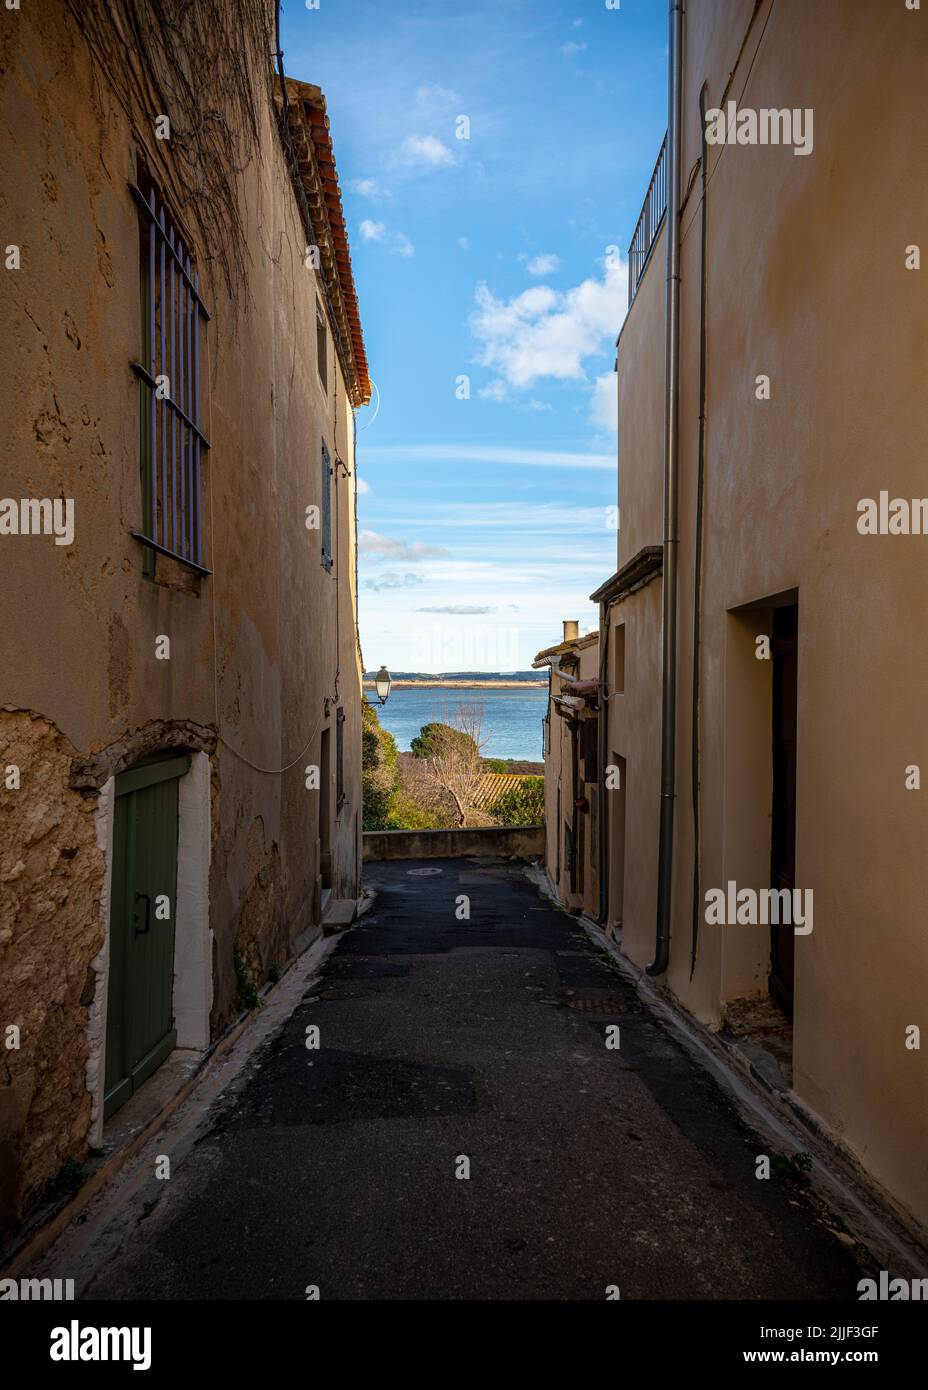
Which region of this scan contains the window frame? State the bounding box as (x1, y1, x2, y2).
(129, 170, 212, 577)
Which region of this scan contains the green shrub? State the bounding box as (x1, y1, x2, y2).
(385, 791, 453, 830)
(234, 948, 260, 1013)
(484, 758, 508, 774)
(771, 1151, 813, 1180)
(494, 776, 545, 826)
(362, 701, 399, 829)
(410, 721, 476, 760)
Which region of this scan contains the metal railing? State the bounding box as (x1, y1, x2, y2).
(627, 132, 668, 307)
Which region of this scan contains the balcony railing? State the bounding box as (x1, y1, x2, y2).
(627, 132, 668, 307)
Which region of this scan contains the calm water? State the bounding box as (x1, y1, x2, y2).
(376, 686, 548, 761)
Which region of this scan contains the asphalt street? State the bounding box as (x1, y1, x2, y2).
(80, 858, 864, 1300)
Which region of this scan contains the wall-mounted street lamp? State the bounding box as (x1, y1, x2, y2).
(372, 665, 392, 705)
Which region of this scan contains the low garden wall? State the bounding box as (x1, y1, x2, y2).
(363, 825, 545, 862)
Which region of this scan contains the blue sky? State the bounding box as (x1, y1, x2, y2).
(280, 0, 667, 671)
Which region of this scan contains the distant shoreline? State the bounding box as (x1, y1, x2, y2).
(363, 679, 547, 690)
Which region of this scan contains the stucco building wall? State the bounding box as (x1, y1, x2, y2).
(603, 0, 928, 1232)
(538, 637, 599, 918)
(0, 1, 364, 1234)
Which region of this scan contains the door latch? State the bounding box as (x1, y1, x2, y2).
(133, 891, 151, 936)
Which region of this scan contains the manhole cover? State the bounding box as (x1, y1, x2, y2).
(406, 867, 443, 877)
(565, 998, 626, 1012)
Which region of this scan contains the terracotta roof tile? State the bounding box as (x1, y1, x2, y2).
(275, 77, 371, 406)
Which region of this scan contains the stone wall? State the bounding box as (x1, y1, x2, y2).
(363, 826, 545, 862)
(0, 709, 105, 1234)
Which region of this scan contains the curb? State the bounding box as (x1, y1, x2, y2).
(1, 922, 338, 1279)
(574, 910, 928, 1275)
(1, 1008, 253, 1280)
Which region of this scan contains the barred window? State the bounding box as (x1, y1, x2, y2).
(130, 170, 211, 576)
(321, 439, 333, 572)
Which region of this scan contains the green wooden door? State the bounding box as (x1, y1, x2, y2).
(104, 756, 188, 1119)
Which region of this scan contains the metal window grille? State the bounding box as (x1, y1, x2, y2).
(627, 132, 668, 308)
(321, 440, 333, 571)
(129, 176, 211, 575)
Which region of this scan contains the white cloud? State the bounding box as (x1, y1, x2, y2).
(590, 371, 618, 435)
(364, 572, 424, 592)
(470, 256, 627, 392)
(415, 83, 459, 107)
(356, 477, 371, 495)
(351, 178, 390, 200)
(417, 605, 496, 615)
(571, 17, 585, 27)
(458, 236, 470, 251)
(373, 501, 612, 534)
(478, 379, 508, 402)
(359, 530, 449, 560)
(359, 223, 414, 258)
(399, 134, 455, 168)
(362, 445, 613, 471)
(525, 252, 561, 276)
(561, 41, 588, 57)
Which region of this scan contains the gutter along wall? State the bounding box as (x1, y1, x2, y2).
(0, 1, 366, 1236)
(595, 0, 928, 1234)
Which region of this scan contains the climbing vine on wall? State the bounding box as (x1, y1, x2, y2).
(65, 0, 276, 306)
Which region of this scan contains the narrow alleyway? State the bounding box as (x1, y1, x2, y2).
(61, 860, 862, 1300)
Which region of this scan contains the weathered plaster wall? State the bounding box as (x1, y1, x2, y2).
(0, 710, 105, 1233)
(0, 1, 363, 1232)
(541, 640, 599, 916)
(615, 221, 665, 569)
(604, 579, 661, 962)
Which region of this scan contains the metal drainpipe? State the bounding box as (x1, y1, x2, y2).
(570, 718, 580, 901)
(689, 83, 710, 979)
(596, 597, 616, 925)
(648, 0, 685, 977)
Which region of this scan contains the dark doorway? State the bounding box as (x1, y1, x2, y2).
(769, 605, 798, 1016)
(105, 755, 187, 1119)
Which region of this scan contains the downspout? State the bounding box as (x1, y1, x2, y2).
(648, 0, 685, 977)
(570, 719, 580, 899)
(596, 598, 609, 923)
(690, 83, 709, 979)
